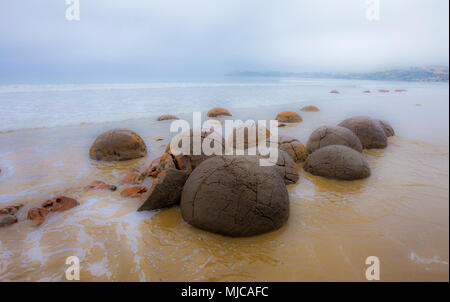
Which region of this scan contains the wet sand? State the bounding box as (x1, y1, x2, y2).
(0, 91, 448, 281)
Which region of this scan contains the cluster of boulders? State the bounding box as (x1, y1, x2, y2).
(1, 106, 395, 239)
(303, 116, 394, 180)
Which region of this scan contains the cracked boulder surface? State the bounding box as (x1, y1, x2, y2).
(378, 120, 395, 137)
(180, 155, 289, 237)
(276, 136, 307, 163)
(89, 129, 147, 161)
(306, 126, 363, 154)
(138, 168, 190, 211)
(303, 145, 371, 180)
(338, 117, 388, 149)
(165, 130, 225, 170)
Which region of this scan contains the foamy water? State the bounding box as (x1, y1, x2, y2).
(0, 79, 448, 281)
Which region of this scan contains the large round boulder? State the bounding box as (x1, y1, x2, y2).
(207, 107, 232, 117)
(303, 145, 371, 180)
(306, 125, 363, 154)
(378, 120, 395, 137)
(275, 111, 302, 123)
(89, 129, 147, 161)
(338, 117, 388, 149)
(181, 156, 289, 237)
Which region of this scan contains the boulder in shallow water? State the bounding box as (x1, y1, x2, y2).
(207, 107, 232, 117)
(275, 111, 303, 123)
(303, 145, 371, 180)
(89, 129, 147, 161)
(157, 114, 179, 121)
(330, 90, 340, 94)
(300, 105, 320, 112)
(0, 214, 18, 228)
(377, 120, 395, 137)
(338, 116, 388, 149)
(306, 125, 363, 154)
(229, 121, 271, 150)
(276, 136, 307, 163)
(181, 155, 289, 237)
(138, 168, 190, 211)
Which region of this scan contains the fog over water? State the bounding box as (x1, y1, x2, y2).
(0, 0, 448, 82)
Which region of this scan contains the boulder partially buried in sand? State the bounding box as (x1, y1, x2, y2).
(157, 115, 179, 121)
(300, 105, 320, 112)
(180, 155, 289, 237)
(338, 117, 388, 149)
(207, 107, 232, 117)
(303, 145, 371, 180)
(138, 168, 190, 211)
(306, 125, 363, 154)
(377, 120, 395, 137)
(275, 111, 303, 123)
(0, 214, 18, 227)
(89, 129, 147, 161)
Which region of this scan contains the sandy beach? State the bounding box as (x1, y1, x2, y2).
(0, 79, 448, 281)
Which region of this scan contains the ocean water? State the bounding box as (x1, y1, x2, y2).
(0, 78, 448, 281)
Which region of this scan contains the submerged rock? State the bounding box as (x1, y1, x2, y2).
(138, 168, 190, 211)
(338, 116, 388, 149)
(181, 155, 289, 237)
(378, 120, 395, 137)
(0, 214, 18, 228)
(157, 114, 179, 121)
(306, 125, 363, 154)
(275, 111, 303, 123)
(303, 145, 371, 180)
(207, 107, 232, 117)
(121, 172, 140, 185)
(300, 105, 320, 112)
(89, 129, 147, 161)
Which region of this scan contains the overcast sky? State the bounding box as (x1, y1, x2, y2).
(0, 0, 448, 82)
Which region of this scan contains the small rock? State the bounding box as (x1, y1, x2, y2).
(363, 90, 371, 93)
(330, 90, 340, 94)
(395, 89, 407, 92)
(0, 214, 18, 228)
(27, 207, 50, 226)
(42, 196, 80, 212)
(0, 203, 24, 215)
(379, 89, 390, 93)
(120, 186, 148, 198)
(121, 172, 139, 185)
(86, 180, 117, 191)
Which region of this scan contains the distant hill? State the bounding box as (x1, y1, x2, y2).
(226, 66, 449, 82)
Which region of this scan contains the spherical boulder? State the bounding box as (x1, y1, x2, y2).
(300, 105, 320, 112)
(306, 125, 363, 154)
(181, 155, 289, 237)
(89, 129, 147, 161)
(303, 145, 371, 180)
(275, 111, 303, 123)
(157, 114, 179, 121)
(207, 107, 232, 117)
(378, 120, 395, 137)
(338, 117, 387, 149)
